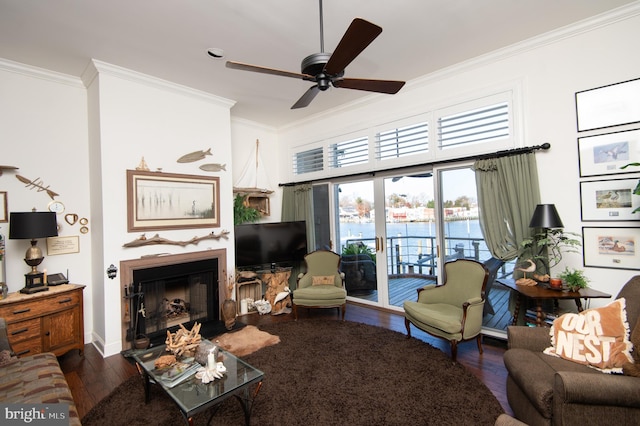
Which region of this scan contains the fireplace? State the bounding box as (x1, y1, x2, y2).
(120, 249, 226, 350)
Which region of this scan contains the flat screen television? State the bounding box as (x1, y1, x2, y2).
(234, 221, 308, 269)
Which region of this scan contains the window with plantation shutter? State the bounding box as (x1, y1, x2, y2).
(376, 121, 429, 161)
(438, 101, 509, 149)
(329, 136, 369, 169)
(293, 147, 324, 175)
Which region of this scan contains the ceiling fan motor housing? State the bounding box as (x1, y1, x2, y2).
(302, 52, 343, 90)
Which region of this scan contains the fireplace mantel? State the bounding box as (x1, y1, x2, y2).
(119, 249, 226, 350)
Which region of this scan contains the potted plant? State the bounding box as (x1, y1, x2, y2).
(520, 228, 582, 277)
(621, 162, 640, 214)
(558, 267, 590, 292)
(233, 194, 261, 225)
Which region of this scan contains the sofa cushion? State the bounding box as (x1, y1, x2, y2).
(0, 353, 80, 425)
(504, 348, 600, 418)
(543, 298, 632, 373)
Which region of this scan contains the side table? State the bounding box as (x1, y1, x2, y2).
(496, 278, 611, 326)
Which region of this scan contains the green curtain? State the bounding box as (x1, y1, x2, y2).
(473, 152, 541, 265)
(281, 184, 315, 288)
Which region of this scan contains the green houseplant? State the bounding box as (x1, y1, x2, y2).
(558, 267, 590, 292)
(233, 194, 261, 225)
(520, 228, 582, 276)
(341, 242, 376, 263)
(621, 162, 640, 214)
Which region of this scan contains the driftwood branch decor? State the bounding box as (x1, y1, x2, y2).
(122, 230, 230, 247)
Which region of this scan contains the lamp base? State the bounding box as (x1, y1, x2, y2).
(20, 285, 49, 294)
(20, 272, 48, 294)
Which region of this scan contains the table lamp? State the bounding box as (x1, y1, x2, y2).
(528, 204, 564, 277)
(9, 211, 58, 293)
(529, 204, 564, 229)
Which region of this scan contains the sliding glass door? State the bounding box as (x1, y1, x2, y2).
(320, 165, 511, 335)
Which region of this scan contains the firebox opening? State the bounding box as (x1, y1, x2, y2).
(127, 258, 219, 348)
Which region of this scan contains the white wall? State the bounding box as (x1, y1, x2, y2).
(278, 8, 640, 304)
(0, 61, 93, 343)
(230, 117, 281, 221)
(82, 61, 236, 356)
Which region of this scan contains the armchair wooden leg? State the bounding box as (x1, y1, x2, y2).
(476, 335, 483, 355)
(450, 340, 458, 363)
(340, 304, 346, 321)
(293, 304, 298, 321)
(404, 317, 412, 338)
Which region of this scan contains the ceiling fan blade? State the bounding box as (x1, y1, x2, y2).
(324, 18, 382, 75)
(333, 78, 405, 94)
(291, 86, 321, 109)
(226, 61, 314, 81)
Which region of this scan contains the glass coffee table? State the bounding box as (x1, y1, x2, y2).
(132, 342, 264, 426)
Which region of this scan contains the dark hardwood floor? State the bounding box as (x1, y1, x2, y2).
(58, 302, 514, 420)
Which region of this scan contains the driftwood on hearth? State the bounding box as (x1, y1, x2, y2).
(123, 230, 230, 247)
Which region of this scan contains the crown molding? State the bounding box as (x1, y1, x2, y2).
(0, 58, 84, 88)
(83, 59, 236, 109)
(408, 2, 640, 90)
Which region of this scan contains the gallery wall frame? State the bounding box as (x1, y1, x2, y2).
(0, 191, 6, 223)
(577, 128, 640, 177)
(127, 170, 220, 232)
(576, 77, 640, 132)
(582, 226, 639, 271)
(580, 178, 640, 221)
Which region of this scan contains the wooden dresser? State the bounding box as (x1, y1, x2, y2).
(0, 284, 85, 357)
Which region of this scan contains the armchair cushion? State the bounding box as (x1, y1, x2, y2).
(543, 298, 632, 372)
(312, 275, 335, 285)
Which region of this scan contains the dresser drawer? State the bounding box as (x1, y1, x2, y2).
(6, 318, 41, 344)
(0, 290, 80, 321)
(12, 338, 43, 358)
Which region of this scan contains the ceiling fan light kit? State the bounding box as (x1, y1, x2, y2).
(224, 0, 405, 109)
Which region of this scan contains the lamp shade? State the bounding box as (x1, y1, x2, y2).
(9, 212, 58, 240)
(529, 204, 564, 228)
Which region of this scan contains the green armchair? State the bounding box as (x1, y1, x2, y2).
(403, 258, 489, 362)
(293, 250, 347, 320)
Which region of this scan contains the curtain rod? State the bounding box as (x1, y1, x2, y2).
(278, 142, 551, 187)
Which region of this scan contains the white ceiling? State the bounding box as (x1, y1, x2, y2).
(0, 0, 635, 128)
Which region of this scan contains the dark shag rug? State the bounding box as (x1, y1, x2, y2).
(83, 320, 504, 425)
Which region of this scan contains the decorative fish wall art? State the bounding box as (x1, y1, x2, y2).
(199, 163, 226, 172)
(177, 148, 212, 163)
(16, 174, 59, 199)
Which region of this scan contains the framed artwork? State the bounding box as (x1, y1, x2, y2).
(127, 170, 220, 232)
(580, 178, 640, 221)
(0, 191, 6, 222)
(576, 77, 640, 132)
(577, 128, 640, 177)
(582, 227, 639, 271)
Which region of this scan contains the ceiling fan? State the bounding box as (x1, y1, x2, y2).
(225, 0, 406, 109)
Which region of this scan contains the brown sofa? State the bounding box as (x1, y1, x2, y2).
(503, 276, 640, 426)
(0, 318, 81, 426)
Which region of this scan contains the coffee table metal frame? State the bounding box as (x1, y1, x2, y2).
(132, 342, 264, 426)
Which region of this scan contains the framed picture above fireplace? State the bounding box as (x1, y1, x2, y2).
(127, 170, 220, 231)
